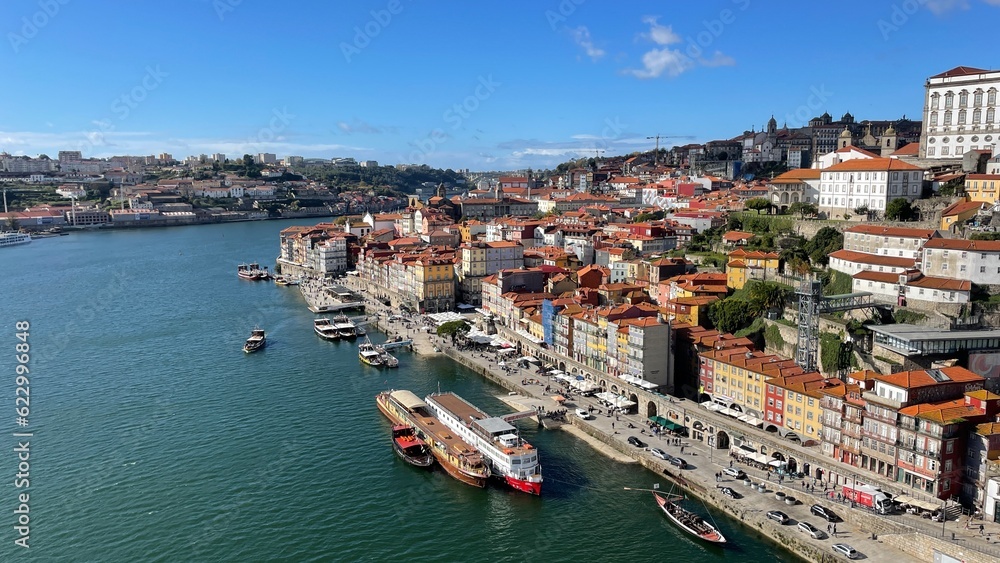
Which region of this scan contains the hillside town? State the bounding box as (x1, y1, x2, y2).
(272, 67, 1000, 529)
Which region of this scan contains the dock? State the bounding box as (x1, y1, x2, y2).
(379, 339, 413, 350)
(307, 302, 366, 314)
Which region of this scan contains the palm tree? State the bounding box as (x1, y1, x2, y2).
(748, 280, 788, 318)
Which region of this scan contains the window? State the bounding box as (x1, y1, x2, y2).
(974, 108, 982, 123)
(990, 89, 998, 106)
(930, 113, 938, 126)
(960, 92, 968, 107)
(945, 93, 954, 108)
(975, 91, 983, 106)
(989, 108, 996, 123)
(959, 109, 967, 124)
(944, 111, 953, 125)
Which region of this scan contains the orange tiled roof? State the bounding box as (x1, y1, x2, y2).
(844, 224, 937, 239)
(825, 157, 922, 171)
(923, 238, 1000, 252)
(876, 366, 984, 389)
(828, 249, 916, 268)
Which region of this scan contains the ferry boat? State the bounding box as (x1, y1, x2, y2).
(333, 313, 358, 339)
(0, 232, 31, 248)
(652, 491, 726, 544)
(237, 262, 271, 281)
(375, 390, 489, 488)
(243, 328, 266, 353)
(313, 318, 340, 340)
(359, 336, 384, 366)
(425, 392, 543, 495)
(390, 424, 434, 467)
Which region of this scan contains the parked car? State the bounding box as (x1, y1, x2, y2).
(669, 457, 688, 469)
(627, 436, 647, 448)
(720, 487, 740, 499)
(723, 467, 746, 479)
(831, 543, 859, 559)
(810, 504, 840, 522)
(650, 448, 669, 461)
(797, 521, 825, 539)
(766, 510, 789, 524)
(575, 409, 591, 420)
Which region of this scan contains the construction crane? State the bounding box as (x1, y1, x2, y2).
(646, 134, 694, 166)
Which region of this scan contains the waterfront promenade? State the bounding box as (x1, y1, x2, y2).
(321, 278, 1000, 562)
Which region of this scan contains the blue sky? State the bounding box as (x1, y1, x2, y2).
(2, 0, 999, 171)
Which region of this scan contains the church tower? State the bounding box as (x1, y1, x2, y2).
(838, 126, 853, 150)
(880, 124, 898, 156)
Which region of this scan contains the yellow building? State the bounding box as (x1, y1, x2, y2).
(965, 174, 1000, 206)
(726, 249, 780, 290)
(939, 199, 985, 232)
(768, 374, 843, 444)
(413, 255, 456, 313)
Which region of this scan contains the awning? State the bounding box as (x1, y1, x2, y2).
(551, 395, 566, 403)
(894, 495, 938, 511)
(496, 347, 519, 355)
(662, 420, 685, 432)
(518, 356, 541, 364)
(768, 459, 784, 467)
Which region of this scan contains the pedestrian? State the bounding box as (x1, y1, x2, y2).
(827, 524, 831, 534)
(611, 422, 615, 429)
(980, 524, 985, 536)
(833, 523, 837, 534)
(729, 460, 733, 468)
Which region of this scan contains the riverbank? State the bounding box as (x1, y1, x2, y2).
(320, 280, 992, 563)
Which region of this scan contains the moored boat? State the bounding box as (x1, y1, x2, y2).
(652, 491, 726, 544)
(378, 346, 399, 368)
(425, 392, 542, 495)
(0, 232, 31, 248)
(243, 327, 266, 353)
(313, 318, 340, 340)
(376, 390, 489, 488)
(333, 313, 358, 338)
(390, 424, 434, 467)
(359, 336, 384, 366)
(238, 262, 271, 280)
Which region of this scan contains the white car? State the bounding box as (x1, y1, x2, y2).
(832, 544, 859, 559)
(575, 408, 591, 420)
(650, 448, 670, 461)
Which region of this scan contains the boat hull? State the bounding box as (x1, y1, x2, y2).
(505, 475, 542, 495)
(243, 340, 265, 353)
(314, 328, 340, 341)
(653, 492, 726, 544)
(375, 393, 487, 488)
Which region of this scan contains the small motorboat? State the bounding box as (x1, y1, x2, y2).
(244, 327, 266, 353)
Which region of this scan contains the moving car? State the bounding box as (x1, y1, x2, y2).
(766, 510, 789, 524)
(797, 521, 825, 539)
(575, 408, 591, 420)
(651, 448, 669, 461)
(810, 504, 840, 522)
(831, 543, 859, 559)
(669, 457, 688, 469)
(723, 467, 746, 479)
(627, 436, 647, 448)
(720, 487, 740, 499)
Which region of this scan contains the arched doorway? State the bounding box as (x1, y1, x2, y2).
(600, 379, 607, 390)
(764, 424, 780, 434)
(760, 445, 767, 456)
(787, 456, 798, 474)
(558, 361, 566, 371)
(698, 392, 712, 403)
(715, 430, 730, 450)
(692, 420, 706, 442)
(611, 384, 619, 394)
(646, 401, 657, 419)
(628, 394, 639, 414)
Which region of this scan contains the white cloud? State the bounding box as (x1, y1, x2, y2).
(625, 16, 735, 79)
(925, 0, 969, 14)
(700, 51, 736, 68)
(627, 48, 693, 79)
(0, 129, 368, 159)
(640, 16, 681, 45)
(569, 26, 605, 61)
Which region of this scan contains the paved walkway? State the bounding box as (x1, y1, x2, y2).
(319, 279, 1000, 561)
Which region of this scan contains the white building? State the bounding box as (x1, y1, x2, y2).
(256, 153, 277, 165)
(818, 158, 924, 220)
(842, 225, 940, 259)
(921, 238, 1000, 285)
(359, 160, 378, 168)
(828, 249, 916, 277)
(919, 66, 1000, 159)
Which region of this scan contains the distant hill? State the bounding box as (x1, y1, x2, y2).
(293, 163, 464, 193)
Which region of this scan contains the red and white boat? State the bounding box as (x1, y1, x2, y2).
(425, 392, 542, 495)
(652, 491, 726, 544)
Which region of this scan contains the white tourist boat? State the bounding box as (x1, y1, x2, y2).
(0, 232, 31, 248)
(425, 392, 542, 495)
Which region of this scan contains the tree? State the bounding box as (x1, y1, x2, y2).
(726, 214, 743, 231)
(746, 198, 771, 214)
(804, 226, 843, 267)
(5, 215, 19, 231)
(708, 298, 755, 333)
(747, 280, 790, 318)
(437, 320, 470, 344)
(788, 202, 817, 219)
(853, 204, 870, 219)
(885, 198, 914, 221)
(634, 210, 664, 222)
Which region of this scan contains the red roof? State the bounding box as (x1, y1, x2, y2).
(828, 249, 916, 268)
(877, 366, 984, 389)
(941, 200, 984, 217)
(923, 238, 1000, 252)
(825, 157, 922, 172)
(722, 231, 755, 242)
(929, 66, 989, 79)
(890, 143, 920, 157)
(844, 224, 937, 239)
